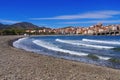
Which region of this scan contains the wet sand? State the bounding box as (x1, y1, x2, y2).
(0, 35, 120, 80)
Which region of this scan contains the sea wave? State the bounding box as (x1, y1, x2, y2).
(33, 40, 88, 56)
(13, 37, 28, 48)
(82, 38, 120, 45)
(33, 40, 110, 60)
(56, 39, 114, 49)
(97, 55, 110, 60)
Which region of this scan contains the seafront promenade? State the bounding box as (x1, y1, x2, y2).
(94, 30, 120, 35)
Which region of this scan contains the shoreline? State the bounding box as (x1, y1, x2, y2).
(8, 36, 24, 47)
(13, 35, 120, 69)
(0, 35, 120, 80)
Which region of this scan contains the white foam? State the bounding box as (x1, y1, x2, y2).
(82, 38, 120, 45)
(13, 37, 43, 53)
(13, 37, 28, 48)
(33, 40, 110, 60)
(97, 55, 110, 60)
(33, 40, 88, 56)
(56, 39, 114, 49)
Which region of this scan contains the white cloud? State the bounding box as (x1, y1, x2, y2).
(0, 19, 20, 24)
(59, 20, 120, 24)
(30, 10, 120, 20)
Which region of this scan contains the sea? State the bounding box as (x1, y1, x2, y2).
(13, 35, 120, 69)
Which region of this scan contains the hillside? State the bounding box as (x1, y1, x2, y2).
(7, 22, 39, 29)
(0, 22, 49, 30)
(10, 22, 39, 29)
(0, 23, 9, 29)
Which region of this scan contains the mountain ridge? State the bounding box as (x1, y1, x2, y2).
(0, 22, 50, 30)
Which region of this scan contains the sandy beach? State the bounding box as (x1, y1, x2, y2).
(0, 36, 120, 80)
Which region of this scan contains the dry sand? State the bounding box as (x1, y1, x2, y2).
(0, 35, 120, 80)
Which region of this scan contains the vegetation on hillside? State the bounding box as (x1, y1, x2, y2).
(0, 22, 50, 35)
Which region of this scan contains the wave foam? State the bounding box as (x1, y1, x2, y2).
(82, 39, 120, 45)
(97, 55, 110, 60)
(33, 40, 110, 60)
(33, 40, 88, 56)
(56, 39, 114, 49)
(13, 37, 28, 48)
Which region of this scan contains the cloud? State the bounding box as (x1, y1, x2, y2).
(30, 10, 120, 20)
(0, 19, 20, 24)
(59, 20, 120, 24)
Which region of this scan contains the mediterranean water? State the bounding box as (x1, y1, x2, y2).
(13, 35, 120, 69)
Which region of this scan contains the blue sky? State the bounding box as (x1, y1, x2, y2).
(0, 0, 120, 28)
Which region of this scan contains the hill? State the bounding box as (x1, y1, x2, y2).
(0, 23, 9, 29)
(0, 22, 51, 30)
(0, 22, 51, 35)
(7, 22, 39, 29)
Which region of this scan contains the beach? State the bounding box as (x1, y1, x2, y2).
(0, 36, 120, 80)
